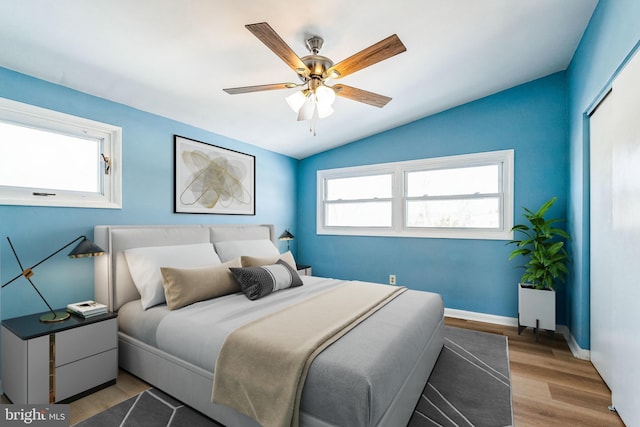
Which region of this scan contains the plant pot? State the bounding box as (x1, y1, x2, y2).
(518, 283, 556, 332)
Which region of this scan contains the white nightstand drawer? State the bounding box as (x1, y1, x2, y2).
(56, 348, 118, 401)
(2, 311, 118, 404)
(56, 318, 117, 366)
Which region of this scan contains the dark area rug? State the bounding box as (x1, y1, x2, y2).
(73, 388, 222, 427)
(74, 326, 512, 427)
(409, 326, 513, 427)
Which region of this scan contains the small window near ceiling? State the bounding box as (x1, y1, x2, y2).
(317, 150, 514, 240)
(0, 98, 122, 209)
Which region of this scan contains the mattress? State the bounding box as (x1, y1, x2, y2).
(118, 275, 444, 426)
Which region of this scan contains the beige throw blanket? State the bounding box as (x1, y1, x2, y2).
(211, 282, 407, 427)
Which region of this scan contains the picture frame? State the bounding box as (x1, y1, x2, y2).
(174, 135, 255, 215)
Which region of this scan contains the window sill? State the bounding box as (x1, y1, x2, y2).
(317, 226, 513, 241)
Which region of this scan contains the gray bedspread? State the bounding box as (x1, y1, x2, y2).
(118, 276, 444, 427)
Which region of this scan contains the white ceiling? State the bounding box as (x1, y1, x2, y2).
(0, 0, 597, 159)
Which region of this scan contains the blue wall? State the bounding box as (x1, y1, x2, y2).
(297, 73, 569, 322)
(566, 0, 640, 349)
(4, 0, 639, 353)
(0, 67, 298, 321)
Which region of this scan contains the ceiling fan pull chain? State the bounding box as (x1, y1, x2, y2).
(311, 103, 319, 136)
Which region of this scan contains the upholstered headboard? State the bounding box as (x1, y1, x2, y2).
(93, 224, 275, 311)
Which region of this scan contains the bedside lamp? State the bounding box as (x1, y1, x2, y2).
(2, 235, 105, 323)
(278, 229, 295, 252)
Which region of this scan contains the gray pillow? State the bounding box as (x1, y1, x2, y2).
(230, 259, 303, 300)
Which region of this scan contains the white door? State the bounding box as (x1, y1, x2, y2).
(589, 88, 614, 387)
(590, 48, 640, 426)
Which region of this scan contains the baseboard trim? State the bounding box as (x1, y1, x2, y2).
(556, 325, 590, 360)
(444, 308, 519, 327)
(444, 308, 590, 360)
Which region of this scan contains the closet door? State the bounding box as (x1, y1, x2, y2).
(609, 48, 640, 426)
(589, 88, 614, 387)
(590, 48, 640, 426)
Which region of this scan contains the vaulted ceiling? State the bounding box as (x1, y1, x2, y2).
(0, 0, 598, 159)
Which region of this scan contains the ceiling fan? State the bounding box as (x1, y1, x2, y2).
(223, 22, 407, 127)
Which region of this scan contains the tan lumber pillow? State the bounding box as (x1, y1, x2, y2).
(160, 257, 241, 310)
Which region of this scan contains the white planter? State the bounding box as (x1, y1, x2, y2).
(518, 283, 556, 331)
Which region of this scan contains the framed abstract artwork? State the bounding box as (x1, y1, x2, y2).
(174, 135, 255, 215)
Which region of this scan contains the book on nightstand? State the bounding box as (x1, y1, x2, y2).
(67, 300, 108, 318)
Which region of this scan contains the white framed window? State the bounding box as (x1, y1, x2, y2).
(324, 172, 394, 227)
(317, 150, 514, 240)
(0, 98, 122, 209)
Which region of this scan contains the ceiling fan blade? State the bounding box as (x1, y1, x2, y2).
(333, 84, 392, 108)
(245, 22, 311, 76)
(223, 83, 298, 95)
(327, 34, 406, 79)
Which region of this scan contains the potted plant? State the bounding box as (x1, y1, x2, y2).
(508, 197, 570, 337)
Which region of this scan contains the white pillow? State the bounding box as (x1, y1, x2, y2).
(124, 243, 221, 309)
(214, 239, 280, 262)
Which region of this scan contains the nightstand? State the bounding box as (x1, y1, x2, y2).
(296, 264, 312, 276)
(1, 310, 117, 404)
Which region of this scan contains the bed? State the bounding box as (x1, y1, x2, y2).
(93, 224, 444, 427)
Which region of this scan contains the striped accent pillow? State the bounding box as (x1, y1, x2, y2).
(230, 259, 303, 300)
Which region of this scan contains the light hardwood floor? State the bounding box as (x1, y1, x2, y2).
(445, 317, 624, 427)
(3, 317, 625, 426)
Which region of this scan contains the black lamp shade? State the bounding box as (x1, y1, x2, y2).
(279, 230, 295, 240)
(68, 237, 105, 258)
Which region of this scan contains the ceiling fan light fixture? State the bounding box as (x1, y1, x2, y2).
(316, 101, 334, 119)
(315, 85, 336, 106)
(297, 94, 316, 121)
(286, 90, 307, 112)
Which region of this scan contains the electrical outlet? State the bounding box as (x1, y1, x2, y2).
(389, 274, 396, 285)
